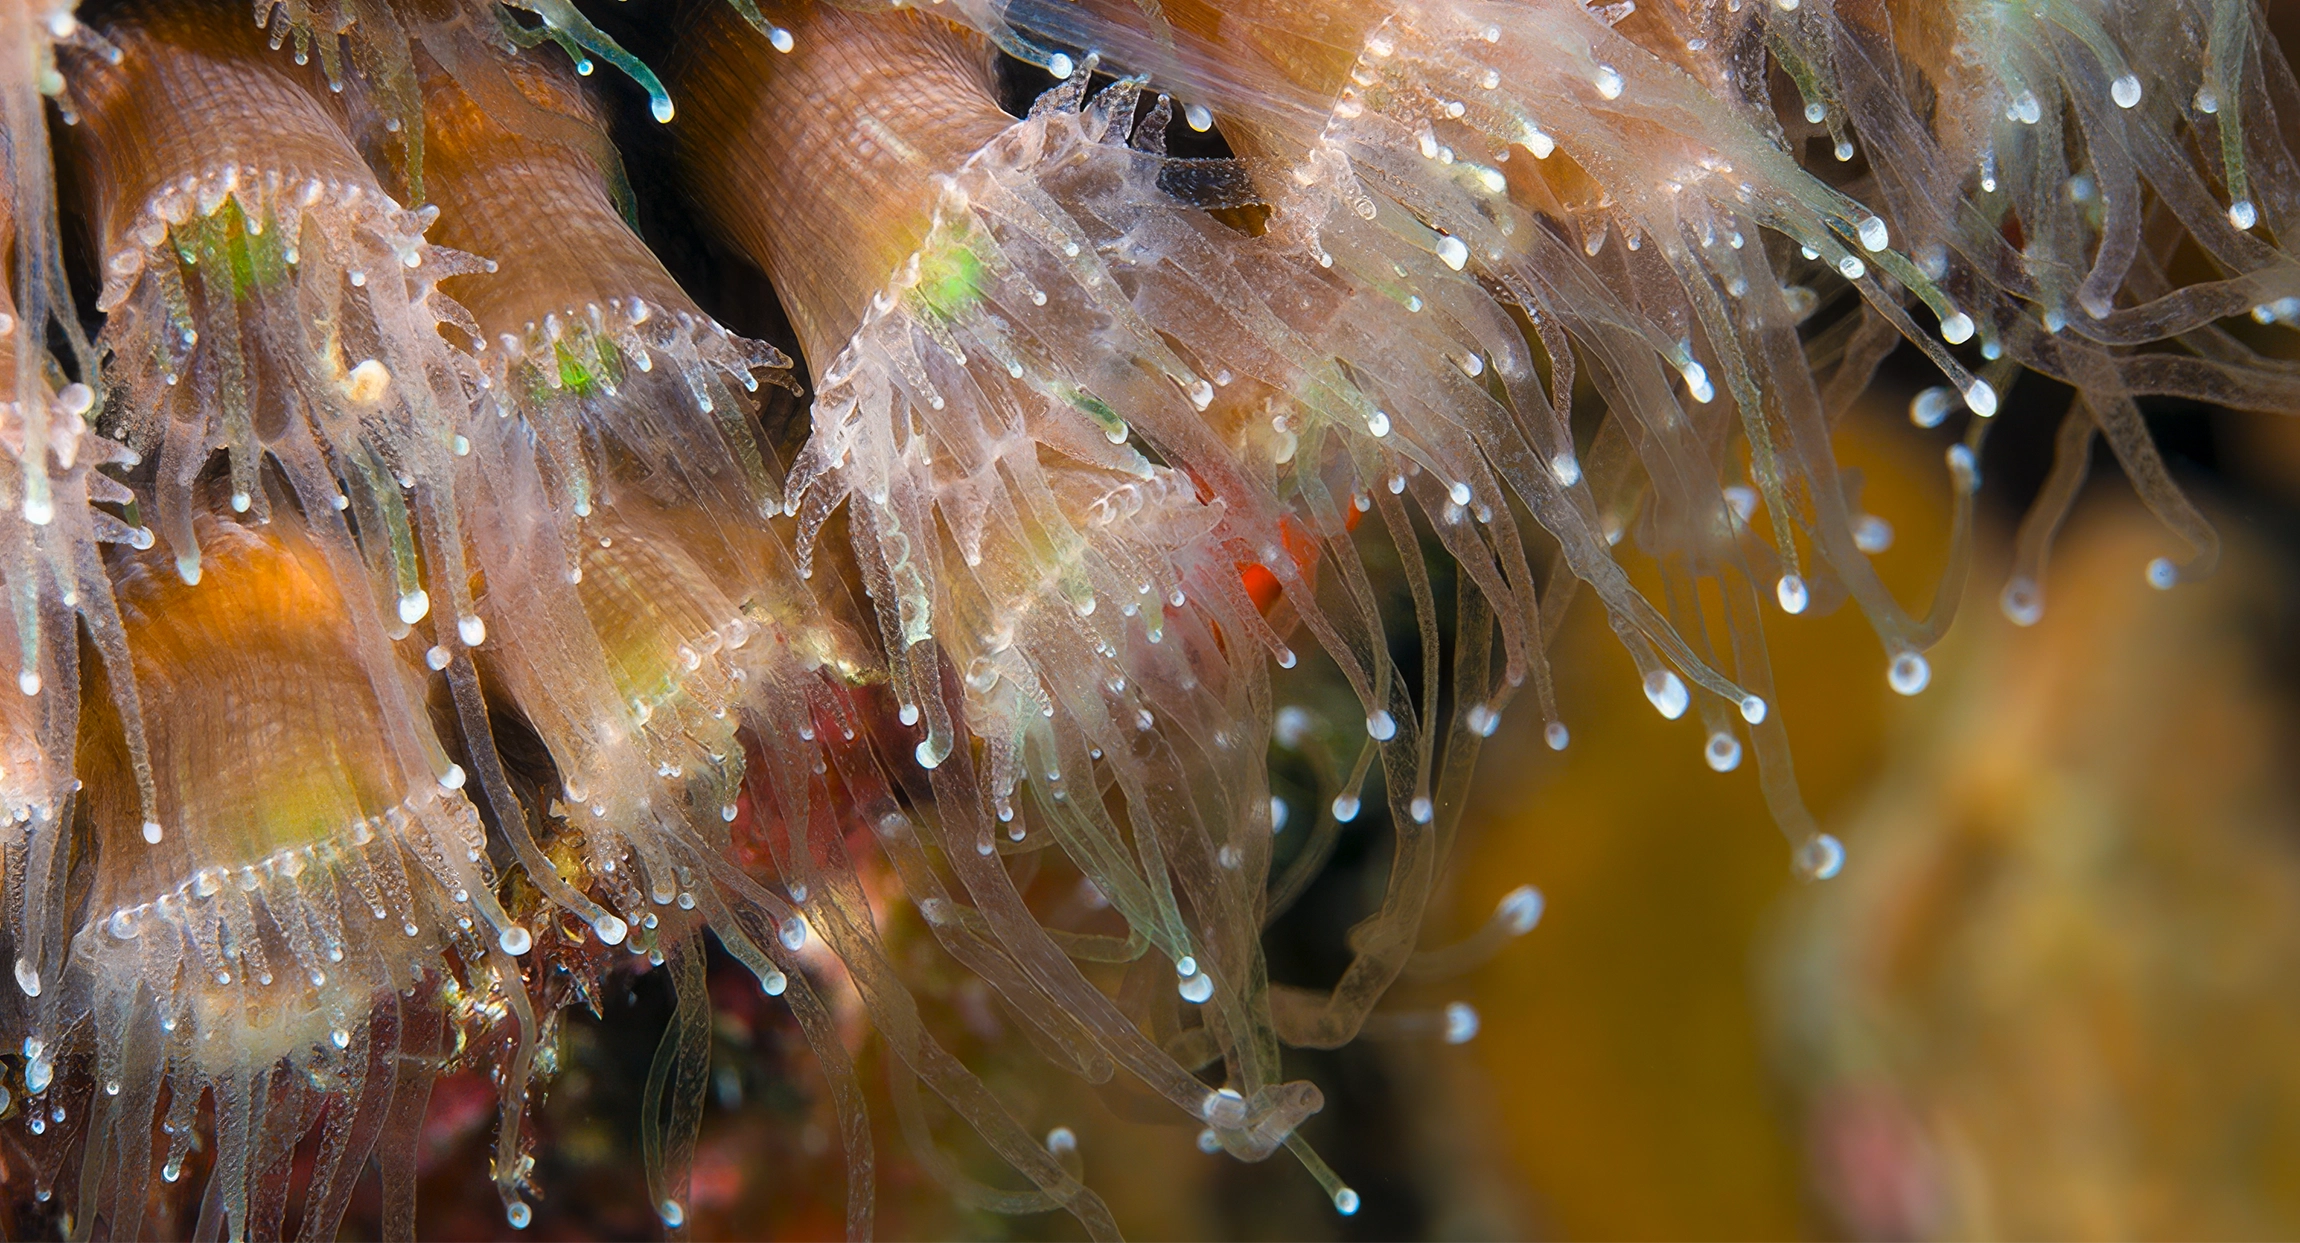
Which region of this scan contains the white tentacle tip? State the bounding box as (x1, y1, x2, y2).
(1796, 833, 1846, 880)
(1498, 885, 1544, 934)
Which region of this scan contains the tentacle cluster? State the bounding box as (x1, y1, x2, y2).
(76, 4, 495, 658)
(0, 0, 156, 1035)
(924, 0, 2111, 864)
(1762, 0, 2300, 623)
(70, 508, 536, 1239)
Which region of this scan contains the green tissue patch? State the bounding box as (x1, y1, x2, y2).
(913, 234, 984, 324)
(1060, 383, 1127, 442)
(176, 200, 291, 300)
(528, 332, 624, 405)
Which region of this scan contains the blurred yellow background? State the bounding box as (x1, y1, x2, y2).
(1437, 403, 2300, 1240)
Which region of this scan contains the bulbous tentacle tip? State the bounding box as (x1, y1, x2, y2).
(1795, 832, 1846, 882)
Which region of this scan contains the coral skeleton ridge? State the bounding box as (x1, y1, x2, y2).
(0, 0, 2286, 1234)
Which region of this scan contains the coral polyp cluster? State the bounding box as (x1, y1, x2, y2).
(0, 0, 2288, 1234)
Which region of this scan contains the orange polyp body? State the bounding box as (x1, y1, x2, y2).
(1080, 0, 1372, 149)
(583, 513, 750, 710)
(70, 508, 534, 1239)
(580, 497, 861, 709)
(676, 1, 1013, 368)
(419, 40, 693, 345)
(70, 5, 365, 282)
(81, 513, 487, 1035)
(93, 521, 391, 853)
(414, 19, 788, 540)
(480, 499, 759, 817)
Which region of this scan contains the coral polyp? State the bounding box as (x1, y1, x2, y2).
(0, 0, 2288, 1234)
(75, 504, 534, 1237)
(71, 0, 491, 636)
(678, 6, 1352, 1201)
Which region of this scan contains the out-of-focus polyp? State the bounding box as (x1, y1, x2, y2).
(1768, 0, 2300, 621)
